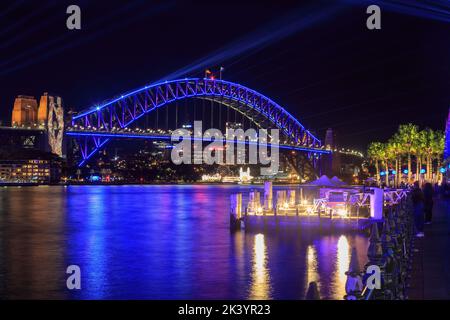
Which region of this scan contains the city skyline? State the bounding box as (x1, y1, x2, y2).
(1, 1, 449, 150)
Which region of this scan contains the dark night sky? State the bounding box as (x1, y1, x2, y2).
(1, 0, 449, 150)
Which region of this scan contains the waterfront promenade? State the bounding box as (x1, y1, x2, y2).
(409, 198, 450, 299)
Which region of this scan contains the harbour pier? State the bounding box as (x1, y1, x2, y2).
(230, 181, 409, 233)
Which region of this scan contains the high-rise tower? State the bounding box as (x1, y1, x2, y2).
(324, 128, 336, 150)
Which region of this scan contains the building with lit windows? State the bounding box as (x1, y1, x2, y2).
(0, 144, 62, 184)
(0, 159, 51, 184)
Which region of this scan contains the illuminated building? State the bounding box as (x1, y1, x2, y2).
(11, 95, 38, 127)
(9, 93, 65, 157)
(0, 160, 51, 184)
(201, 173, 221, 182)
(221, 175, 240, 183)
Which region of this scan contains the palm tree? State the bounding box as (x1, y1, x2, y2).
(397, 124, 419, 183)
(428, 129, 435, 181)
(387, 136, 402, 187)
(367, 142, 384, 184)
(379, 143, 390, 186)
(416, 129, 428, 182)
(413, 129, 445, 183)
(366, 124, 444, 185)
(421, 128, 439, 182)
(433, 130, 445, 182)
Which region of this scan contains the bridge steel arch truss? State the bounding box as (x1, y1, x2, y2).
(71, 78, 322, 166)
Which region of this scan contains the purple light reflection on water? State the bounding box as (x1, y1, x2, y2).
(0, 185, 369, 299)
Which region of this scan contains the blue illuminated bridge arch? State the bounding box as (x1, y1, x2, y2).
(68, 78, 326, 167)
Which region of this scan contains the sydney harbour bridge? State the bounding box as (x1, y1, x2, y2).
(66, 78, 331, 179)
(65, 78, 332, 179)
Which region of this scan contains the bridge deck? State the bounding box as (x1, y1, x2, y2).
(65, 130, 331, 154)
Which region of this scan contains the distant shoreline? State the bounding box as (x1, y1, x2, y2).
(1, 181, 307, 187)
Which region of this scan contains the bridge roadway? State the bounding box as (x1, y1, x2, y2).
(65, 129, 331, 154)
(0, 125, 44, 132)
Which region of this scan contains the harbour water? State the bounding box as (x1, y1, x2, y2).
(0, 185, 369, 299)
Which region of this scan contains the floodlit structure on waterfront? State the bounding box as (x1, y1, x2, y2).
(11, 95, 39, 127)
(201, 173, 221, 182)
(219, 167, 254, 183)
(230, 180, 409, 232)
(10, 93, 65, 157)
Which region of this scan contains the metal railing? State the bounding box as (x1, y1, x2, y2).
(343, 193, 415, 300)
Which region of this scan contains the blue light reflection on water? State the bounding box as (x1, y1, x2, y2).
(0, 185, 369, 299)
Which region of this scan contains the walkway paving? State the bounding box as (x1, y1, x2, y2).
(408, 198, 450, 299)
